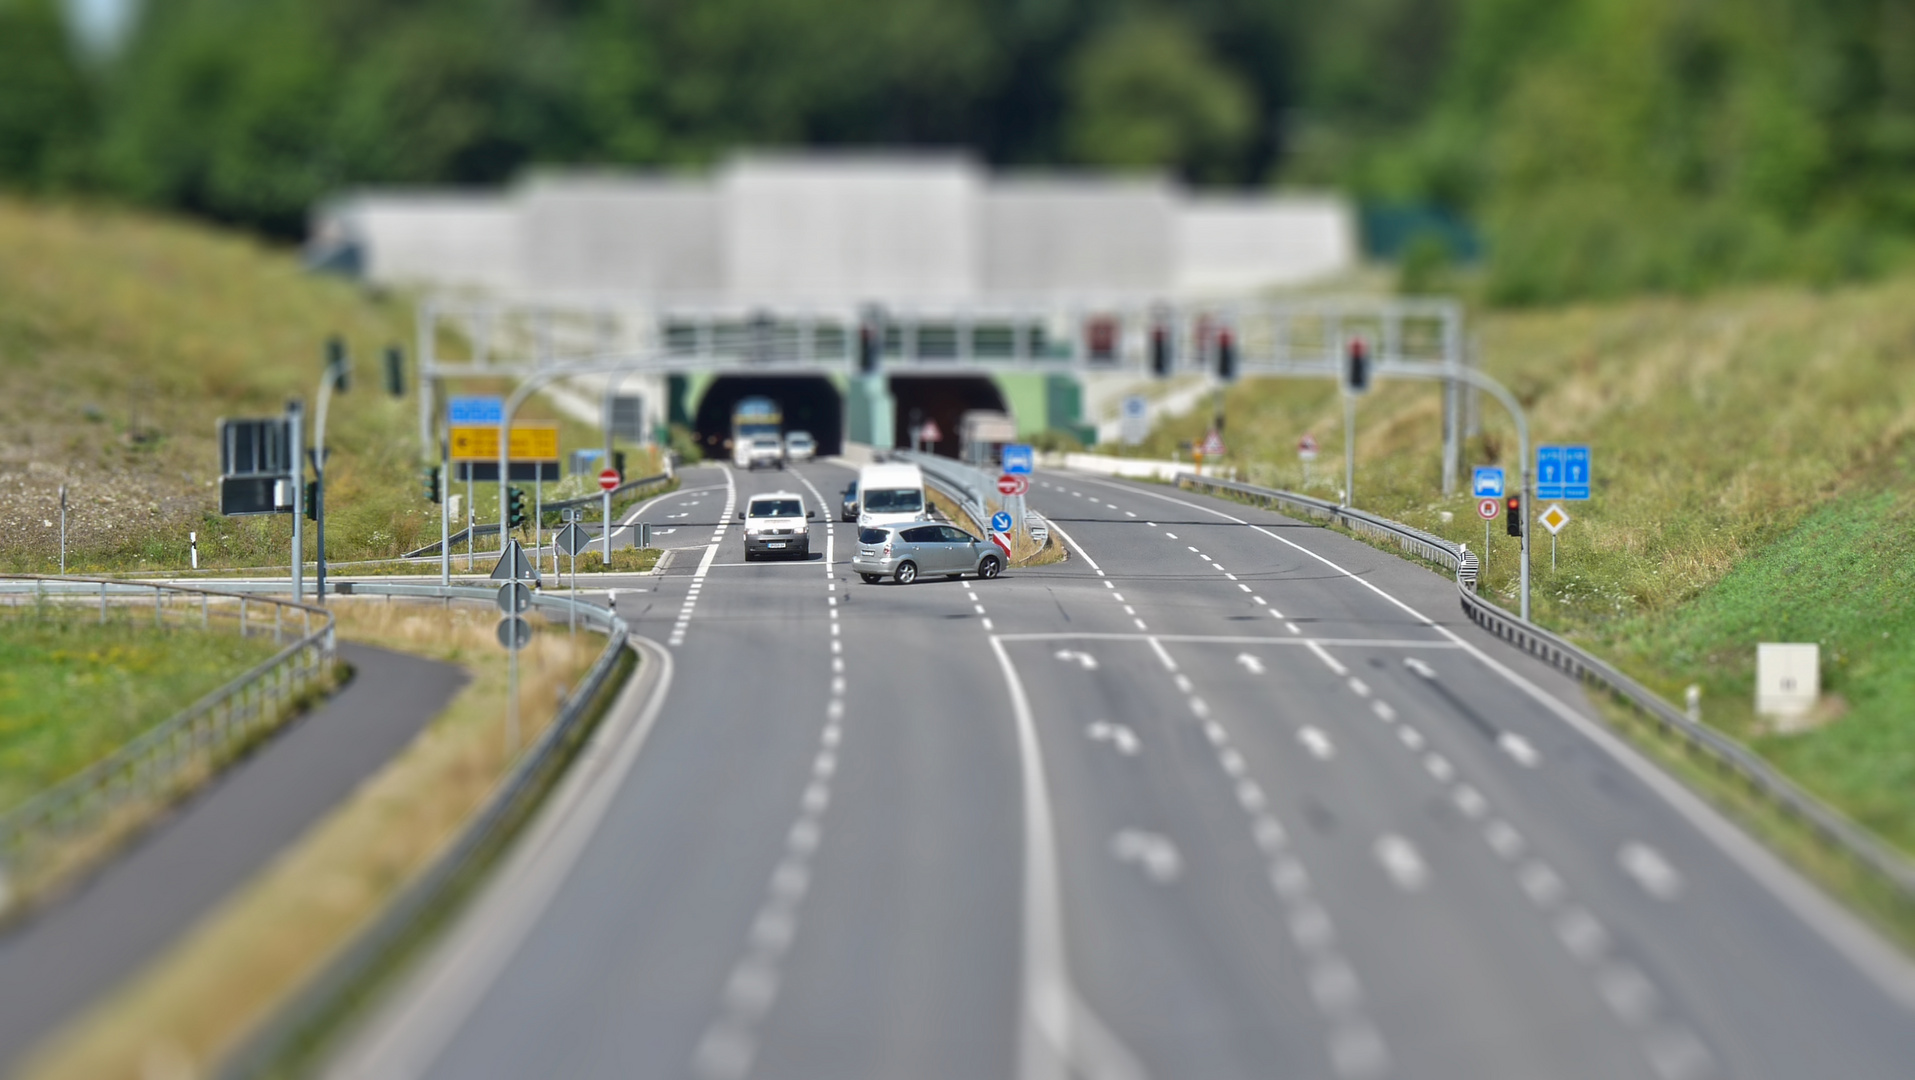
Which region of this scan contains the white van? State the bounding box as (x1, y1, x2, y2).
(856, 463, 927, 527)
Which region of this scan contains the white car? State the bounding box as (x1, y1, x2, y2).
(784, 431, 816, 462)
(738, 492, 813, 560)
(742, 435, 784, 470)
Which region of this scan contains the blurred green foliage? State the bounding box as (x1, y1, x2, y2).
(2, 0, 1912, 302)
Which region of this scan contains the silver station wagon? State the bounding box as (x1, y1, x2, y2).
(852, 523, 1003, 584)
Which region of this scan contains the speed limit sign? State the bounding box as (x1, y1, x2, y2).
(1477, 497, 1500, 520)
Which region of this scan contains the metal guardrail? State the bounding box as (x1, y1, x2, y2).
(890, 449, 996, 534)
(537, 471, 671, 514)
(216, 582, 634, 1080)
(0, 578, 336, 903)
(1174, 473, 1915, 900)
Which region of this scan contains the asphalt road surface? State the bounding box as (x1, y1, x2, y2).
(0, 644, 465, 1071)
(327, 460, 1915, 1080)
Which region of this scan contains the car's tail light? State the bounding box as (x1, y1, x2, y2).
(882, 543, 892, 556)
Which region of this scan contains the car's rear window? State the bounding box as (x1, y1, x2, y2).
(858, 528, 890, 545)
(750, 499, 803, 517)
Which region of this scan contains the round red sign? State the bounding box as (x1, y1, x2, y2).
(1477, 497, 1500, 520)
(598, 468, 621, 491)
(997, 474, 1028, 496)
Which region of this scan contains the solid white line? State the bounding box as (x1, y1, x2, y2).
(1305, 641, 1349, 677)
(990, 637, 1146, 1080)
(1063, 470, 1915, 1007)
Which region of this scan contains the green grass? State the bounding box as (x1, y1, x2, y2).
(0, 197, 657, 575)
(0, 605, 282, 812)
(1124, 273, 1915, 860)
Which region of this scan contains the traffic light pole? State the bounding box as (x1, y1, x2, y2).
(288, 400, 304, 601)
(1342, 393, 1356, 508)
(440, 435, 451, 587)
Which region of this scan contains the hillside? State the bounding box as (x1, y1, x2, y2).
(0, 199, 606, 573)
(1136, 274, 1915, 851)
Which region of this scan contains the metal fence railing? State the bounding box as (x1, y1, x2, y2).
(890, 449, 995, 534)
(0, 578, 336, 904)
(1173, 473, 1915, 902)
(215, 581, 635, 1080)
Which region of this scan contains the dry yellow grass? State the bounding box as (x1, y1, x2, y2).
(16, 598, 604, 1080)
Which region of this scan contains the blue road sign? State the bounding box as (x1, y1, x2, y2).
(1537, 445, 1591, 500)
(1563, 445, 1591, 500)
(1471, 467, 1505, 498)
(449, 396, 504, 425)
(991, 511, 1014, 532)
(1001, 444, 1034, 475)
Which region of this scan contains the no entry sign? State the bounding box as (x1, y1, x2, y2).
(997, 474, 1028, 496)
(598, 468, 621, 491)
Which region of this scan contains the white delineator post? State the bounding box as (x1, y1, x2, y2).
(190, 532, 199, 570)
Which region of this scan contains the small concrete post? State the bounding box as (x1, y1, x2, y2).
(1685, 685, 1701, 724)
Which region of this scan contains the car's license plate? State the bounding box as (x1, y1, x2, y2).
(766, 541, 786, 548)
(860, 548, 876, 557)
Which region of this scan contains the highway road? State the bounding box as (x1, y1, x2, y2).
(326, 458, 1915, 1080)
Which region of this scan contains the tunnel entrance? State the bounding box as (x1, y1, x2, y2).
(692, 375, 845, 459)
(888, 375, 1009, 458)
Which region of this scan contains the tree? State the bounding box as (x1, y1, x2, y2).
(1063, 10, 1255, 180)
(0, 0, 94, 189)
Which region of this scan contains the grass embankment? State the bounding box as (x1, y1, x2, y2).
(0, 198, 653, 575)
(0, 605, 282, 814)
(18, 599, 612, 1080)
(1131, 275, 1915, 863)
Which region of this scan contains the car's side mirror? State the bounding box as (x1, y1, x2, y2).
(806, 510, 816, 519)
(736, 511, 745, 521)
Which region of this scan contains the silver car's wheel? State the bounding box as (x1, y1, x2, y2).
(894, 561, 918, 585)
(978, 555, 1001, 580)
(860, 573, 881, 584)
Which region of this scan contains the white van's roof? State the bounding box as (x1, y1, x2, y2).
(858, 462, 923, 487)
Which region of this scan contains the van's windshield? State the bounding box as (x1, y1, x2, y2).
(862, 488, 922, 513)
(750, 499, 804, 517)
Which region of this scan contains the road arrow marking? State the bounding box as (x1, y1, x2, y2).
(1298, 726, 1336, 760)
(1236, 653, 1265, 675)
(1053, 649, 1099, 671)
(1404, 657, 1437, 679)
(1087, 721, 1140, 756)
(1110, 830, 1182, 883)
(1499, 732, 1540, 767)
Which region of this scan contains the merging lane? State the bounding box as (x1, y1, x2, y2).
(327, 460, 1915, 1080)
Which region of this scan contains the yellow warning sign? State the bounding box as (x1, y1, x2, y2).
(449, 423, 560, 462)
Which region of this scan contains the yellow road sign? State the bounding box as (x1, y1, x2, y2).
(1538, 503, 1572, 535)
(450, 423, 560, 462)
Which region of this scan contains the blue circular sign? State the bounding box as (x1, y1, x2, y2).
(991, 511, 1013, 532)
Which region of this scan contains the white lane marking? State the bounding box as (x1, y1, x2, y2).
(1374, 834, 1430, 892)
(1619, 842, 1685, 901)
(1235, 653, 1265, 675)
(1123, 606, 1136, 616)
(1187, 545, 1200, 553)
(1518, 861, 1566, 907)
(1111, 592, 1125, 602)
(1237, 583, 1252, 592)
(1371, 700, 1396, 722)
(1285, 622, 1302, 634)
(1252, 595, 1268, 605)
(1498, 732, 1541, 767)
(1424, 753, 1455, 782)
(1597, 962, 1660, 1024)
(1110, 830, 1183, 883)
(1305, 640, 1348, 676)
(1403, 657, 1437, 678)
(1298, 726, 1336, 760)
(1555, 906, 1610, 962)
(1452, 783, 1487, 818)
(1125, 510, 1137, 517)
(1236, 780, 1267, 812)
(1644, 1028, 1716, 1080)
(1053, 649, 1099, 671)
(1087, 721, 1141, 756)
(1486, 819, 1526, 860)
(1173, 674, 1194, 693)
(1146, 638, 1177, 673)
(1219, 748, 1246, 776)
(988, 638, 1148, 1080)
(1132, 618, 1148, 630)
(1347, 677, 1371, 698)
(1397, 726, 1425, 750)
(1188, 697, 1211, 719)
(983, 618, 995, 631)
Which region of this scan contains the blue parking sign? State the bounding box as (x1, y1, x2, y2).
(1001, 444, 1034, 475)
(1563, 445, 1591, 500)
(1471, 467, 1504, 498)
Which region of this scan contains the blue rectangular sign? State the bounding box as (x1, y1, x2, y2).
(448, 396, 504, 425)
(1471, 467, 1504, 498)
(1563, 445, 1591, 500)
(1537, 445, 1591, 500)
(1535, 446, 1564, 499)
(1001, 444, 1034, 475)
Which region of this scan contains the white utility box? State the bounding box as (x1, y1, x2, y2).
(1756, 643, 1819, 723)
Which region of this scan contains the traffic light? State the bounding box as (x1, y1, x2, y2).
(1346, 338, 1371, 395)
(857, 324, 880, 375)
(304, 481, 319, 521)
(1150, 325, 1172, 378)
(506, 486, 528, 530)
(1217, 329, 1238, 383)
(325, 336, 351, 393)
(1506, 494, 1523, 537)
(383, 345, 405, 397)
(613, 450, 627, 479)
(422, 465, 440, 503)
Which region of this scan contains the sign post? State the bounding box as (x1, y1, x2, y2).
(1298, 433, 1318, 486)
(1472, 467, 1505, 572)
(599, 466, 620, 562)
(1538, 503, 1571, 572)
(555, 521, 592, 636)
(490, 539, 540, 753)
